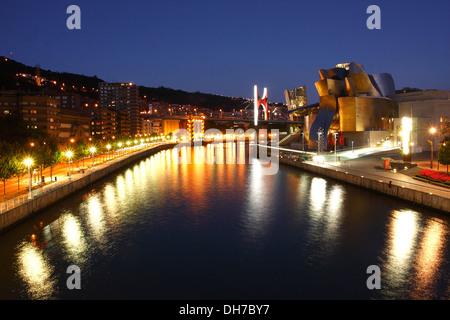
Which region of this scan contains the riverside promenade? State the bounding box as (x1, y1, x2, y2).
(0, 142, 175, 233)
(278, 150, 450, 213)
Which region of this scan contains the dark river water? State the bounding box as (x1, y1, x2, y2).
(0, 144, 449, 300)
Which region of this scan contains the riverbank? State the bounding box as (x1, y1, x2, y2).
(0, 143, 176, 233)
(279, 157, 450, 213)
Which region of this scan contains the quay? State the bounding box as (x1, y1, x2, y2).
(0, 143, 176, 233)
(278, 154, 450, 213)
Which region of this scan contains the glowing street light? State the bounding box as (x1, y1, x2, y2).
(429, 127, 437, 169)
(106, 144, 111, 161)
(65, 150, 74, 181)
(90, 146, 96, 168)
(24, 158, 33, 199)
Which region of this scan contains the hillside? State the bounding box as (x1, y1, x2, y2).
(0, 56, 251, 111)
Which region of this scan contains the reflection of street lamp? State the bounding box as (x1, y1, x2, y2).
(24, 158, 33, 199)
(90, 146, 96, 168)
(66, 150, 73, 181)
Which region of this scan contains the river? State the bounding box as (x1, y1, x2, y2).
(0, 144, 448, 299)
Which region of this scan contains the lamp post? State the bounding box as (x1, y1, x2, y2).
(106, 144, 111, 161)
(334, 132, 338, 162)
(24, 158, 33, 199)
(428, 140, 433, 169)
(118, 142, 122, 156)
(301, 132, 304, 152)
(429, 127, 437, 169)
(317, 132, 321, 154)
(90, 146, 96, 168)
(66, 150, 73, 181)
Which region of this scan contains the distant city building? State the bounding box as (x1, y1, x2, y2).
(99, 82, 141, 137)
(0, 94, 91, 144)
(116, 110, 131, 137)
(87, 105, 117, 140)
(52, 92, 82, 110)
(59, 108, 91, 144)
(284, 86, 307, 123)
(0, 95, 61, 139)
(389, 90, 450, 152)
(148, 118, 163, 135)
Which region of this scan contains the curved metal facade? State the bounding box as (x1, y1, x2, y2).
(307, 62, 395, 150)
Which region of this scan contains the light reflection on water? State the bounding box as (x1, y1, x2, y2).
(15, 242, 57, 300)
(1, 144, 449, 299)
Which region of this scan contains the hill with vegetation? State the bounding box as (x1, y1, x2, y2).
(0, 56, 251, 111)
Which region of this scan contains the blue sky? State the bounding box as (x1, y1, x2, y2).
(1, 0, 449, 103)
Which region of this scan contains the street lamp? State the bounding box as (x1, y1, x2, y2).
(118, 142, 122, 156)
(65, 150, 73, 181)
(317, 132, 322, 153)
(106, 144, 111, 161)
(90, 146, 96, 168)
(334, 132, 338, 162)
(301, 132, 304, 152)
(429, 127, 437, 169)
(24, 158, 33, 199)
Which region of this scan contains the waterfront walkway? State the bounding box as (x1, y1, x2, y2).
(315, 154, 450, 199)
(277, 147, 450, 200)
(0, 142, 170, 213)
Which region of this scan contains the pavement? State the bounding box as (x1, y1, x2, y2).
(315, 151, 450, 198)
(0, 143, 167, 209)
(278, 147, 450, 199)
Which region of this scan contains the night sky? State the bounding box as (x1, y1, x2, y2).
(1, 0, 449, 103)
